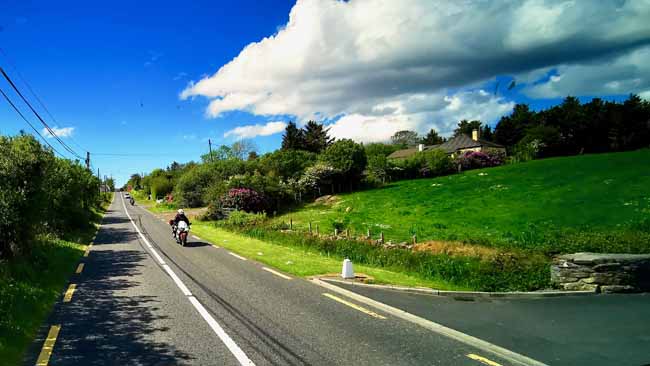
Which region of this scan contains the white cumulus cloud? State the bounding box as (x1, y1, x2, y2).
(224, 121, 287, 139)
(42, 126, 74, 138)
(181, 0, 650, 141)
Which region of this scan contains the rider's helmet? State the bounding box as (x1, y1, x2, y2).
(178, 209, 185, 215)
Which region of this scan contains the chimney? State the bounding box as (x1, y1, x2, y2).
(471, 129, 478, 141)
(418, 143, 424, 152)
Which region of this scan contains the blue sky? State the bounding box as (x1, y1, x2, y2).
(1, 0, 648, 186)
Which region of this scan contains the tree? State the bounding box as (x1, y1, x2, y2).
(247, 151, 258, 160)
(105, 177, 115, 191)
(231, 140, 257, 160)
(258, 149, 317, 179)
(303, 120, 334, 153)
(201, 144, 234, 162)
(366, 154, 391, 185)
(281, 121, 305, 150)
(421, 129, 444, 145)
(299, 162, 340, 196)
(480, 125, 494, 142)
(128, 173, 142, 190)
(453, 120, 482, 137)
(390, 130, 420, 147)
(320, 139, 367, 190)
(364, 143, 399, 158)
(495, 104, 535, 149)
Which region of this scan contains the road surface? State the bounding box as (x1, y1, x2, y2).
(22, 195, 647, 365)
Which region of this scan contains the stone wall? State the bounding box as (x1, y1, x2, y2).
(551, 253, 650, 293)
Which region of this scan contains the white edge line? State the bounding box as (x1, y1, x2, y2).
(192, 235, 202, 240)
(262, 267, 292, 280)
(310, 279, 548, 366)
(120, 194, 255, 366)
(188, 296, 255, 365)
(229, 252, 247, 261)
(162, 264, 192, 296)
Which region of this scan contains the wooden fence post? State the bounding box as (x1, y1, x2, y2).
(316, 225, 319, 236)
(345, 229, 349, 238)
(412, 234, 417, 244)
(290, 218, 293, 230)
(380, 232, 384, 243)
(334, 228, 338, 236)
(308, 221, 312, 234)
(367, 229, 371, 239)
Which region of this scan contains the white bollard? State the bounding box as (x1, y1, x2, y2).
(341, 258, 355, 279)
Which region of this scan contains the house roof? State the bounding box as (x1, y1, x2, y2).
(387, 144, 442, 159)
(387, 134, 504, 159)
(436, 134, 504, 153)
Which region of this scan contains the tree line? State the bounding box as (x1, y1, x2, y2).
(128, 94, 650, 216)
(0, 133, 106, 259)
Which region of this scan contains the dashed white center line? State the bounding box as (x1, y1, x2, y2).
(120, 195, 255, 366)
(229, 252, 247, 261)
(262, 267, 292, 280)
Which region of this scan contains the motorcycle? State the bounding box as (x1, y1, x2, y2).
(129, 197, 135, 206)
(170, 220, 190, 246)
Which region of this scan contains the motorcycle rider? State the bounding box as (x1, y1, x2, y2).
(172, 209, 191, 241)
(174, 209, 190, 227)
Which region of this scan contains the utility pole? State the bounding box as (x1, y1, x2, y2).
(85, 151, 90, 170)
(208, 139, 213, 162)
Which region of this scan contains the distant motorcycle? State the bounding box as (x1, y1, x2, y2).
(170, 220, 190, 246)
(129, 197, 135, 206)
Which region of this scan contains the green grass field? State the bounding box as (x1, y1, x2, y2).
(0, 194, 111, 365)
(272, 150, 650, 254)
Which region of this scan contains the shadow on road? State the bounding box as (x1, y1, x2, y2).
(25, 221, 194, 366)
(182, 241, 211, 248)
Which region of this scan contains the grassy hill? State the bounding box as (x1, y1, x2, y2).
(272, 149, 650, 254)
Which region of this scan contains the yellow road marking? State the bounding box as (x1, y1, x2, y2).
(75, 263, 84, 274)
(323, 293, 386, 319)
(63, 284, 77, 302)
(467, 353, 503, 366)
(35, 325, 60, 366)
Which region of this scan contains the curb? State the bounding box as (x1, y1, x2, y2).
(319, 278, 597, 299)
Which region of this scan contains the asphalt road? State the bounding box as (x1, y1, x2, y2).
(331, 282, 650, 366)
(23, 195, 541, 366)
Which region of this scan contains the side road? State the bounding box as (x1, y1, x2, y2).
(24, 194, 542, 365)
(327, 281, 650, 366)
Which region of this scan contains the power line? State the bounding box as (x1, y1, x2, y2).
(0, 86, 66, 158)
(0, 66, 84, 160)
(0, 47, 89, 153)
(93, 152, 191, 157)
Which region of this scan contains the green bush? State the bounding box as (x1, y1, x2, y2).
(422, 149, 454, 176)
(0, 134, 101, 259)
(175, 164, 217, 207)
(223, 211, 267, 228)
(150, 176, 173, 199)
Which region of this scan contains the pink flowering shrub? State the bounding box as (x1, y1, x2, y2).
(219, 188, 268, 213)
(456, 150, 505, 170)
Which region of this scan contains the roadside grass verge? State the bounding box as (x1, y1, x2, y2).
(192, 221, 549, 291)
(191, 222, 468, 290)
(0, 195, 110, 365)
